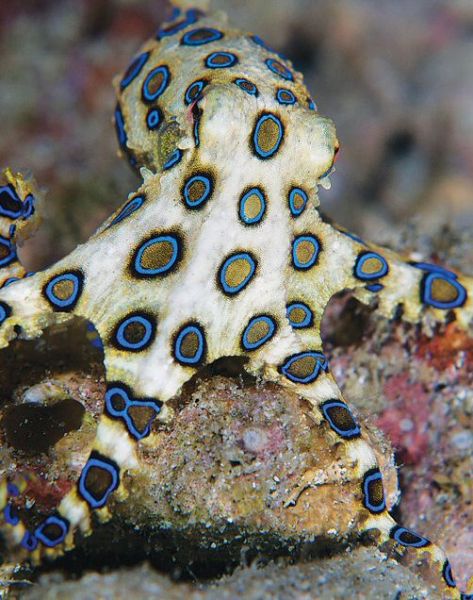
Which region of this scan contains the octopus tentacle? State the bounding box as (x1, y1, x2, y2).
(253, 347, 464, 598)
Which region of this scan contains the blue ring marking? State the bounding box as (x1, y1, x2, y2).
(185, 79, 207, 105)
(234, 78, 259, 96)
(168, 7, 182, 21)
(7, 483, 19, 497)
(21, 531, 38, 552)
(86, 322, 104, 351)
(183, 174, 213, 209)
(265, 58, 294, 81)
(110, 196, 145, 227)
(292, 235, 321, 270)
(1, 278, 20, 289)
(4, 504, 19, 526)
(0, 185, 23, 219)
(280, 351, 329, 384)
(390, 526, 430, 548)
(249, 34, 286, 59)
(142, 65, 170, 103)
(105, 385, 130, 418)
(156, 8, 203, 40)
(250, 34, 275, 52)
(239, 188, 266, 225)
(174, 324, 205, 365)
(0, 301, 12, 326)
(114, 104, 136, 168)
(0, 235, 17, 268)
(308, 98, 317, 111)
(122, 399, 161, 439)
(133, 234, 180, 277)
(362, 469, 386, 513)
(411, 261, 457, 277)
(321, 400, 361, 439)
(219, 252, 257, 295)
(288, 188, 308, 217)
(205, 51, 238, 69)
(366, 283, 384, 293)
(105, 385, 162, 440)
(242, 315, 276, 351)
(163, 149, 183, 170)
(354, 251, 389, 281)
(35, 515, 69, 548)
(276, 88, 297, 105)
(114, 314, 155, 351)
(78, 455, 119, 509)
(182, 27, 223, 46)
(443, 561, 456, 588)
(23, 194, 35, 219)
(193, 111, 201, 147)
(120, 51, 150, 90)
(422, 273, 467, 310)
(342, 230, 366, 245)
(286, 302, 313, 329)
(44, 272, 83, 310)
(252, 113, 284, 159)
(146, 107, 163, 131)
(114, 104, 127, 146)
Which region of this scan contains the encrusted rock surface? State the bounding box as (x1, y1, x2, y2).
(23, 548, 441, 600)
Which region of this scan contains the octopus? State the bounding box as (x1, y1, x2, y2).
(0, 1, 472, 597)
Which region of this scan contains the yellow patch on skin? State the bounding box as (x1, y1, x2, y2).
(225, 258, 252, 289)
(286, 355, 316, 379)
(289, 307, 306, 324)
(209, 54, 231, 66)
(257, 119, 281, 155)
(367, 477, 384, 507)
(295, 241, 316, 266)
(186, 29, 216, 43)
(127, 405, 156, 432)
(52, 279, 75, 301)
(279, 91, 293, 102)
(187, 180, 206, 202)
(292, 192, 305, 212)
(431, 278, 459, 303)
(238, 80, 254, 93)
(179, 330, 199, 358)
(243, 193, 263, 220)
(246, 320, 270, 345)
(271, 61, 290, 77)
(326, 405, 356, 431)
(122, 322, 147, 345)
(360, 257, 384, 275)
(146, 70, 166, 96)
(83, 465, 114, 500)
(140, 240, 174, 271)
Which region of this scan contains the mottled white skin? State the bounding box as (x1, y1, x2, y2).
(0, 4, 472, 597)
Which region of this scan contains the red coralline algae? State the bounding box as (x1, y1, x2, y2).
(416, 323, 473, 373)
(377, 374, 430, 465)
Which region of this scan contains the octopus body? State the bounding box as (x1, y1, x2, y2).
(0, 3, 472, 597)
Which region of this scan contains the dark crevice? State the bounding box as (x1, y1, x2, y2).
(2, 398, 85, 454)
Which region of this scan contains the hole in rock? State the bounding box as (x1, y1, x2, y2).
(2, 398, 85, 454)
(0, 316, 104, 520)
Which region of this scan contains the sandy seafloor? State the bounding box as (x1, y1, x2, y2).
(0, 1, 472, 598)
